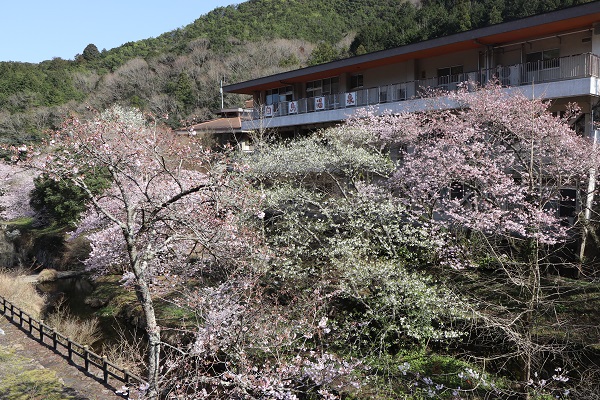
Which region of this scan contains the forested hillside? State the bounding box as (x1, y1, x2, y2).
(0, 0, 594, 145)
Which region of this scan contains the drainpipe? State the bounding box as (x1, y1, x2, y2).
(220, 77, 226, 110)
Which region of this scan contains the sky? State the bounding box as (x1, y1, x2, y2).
(0, 1, 239, 63)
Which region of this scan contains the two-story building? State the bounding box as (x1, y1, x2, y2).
(224, 2, 600, 139)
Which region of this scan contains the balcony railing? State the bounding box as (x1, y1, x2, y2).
(254, 53, 600, 120)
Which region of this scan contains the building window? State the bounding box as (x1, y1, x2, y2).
(350, 74, 363, 89)
(437, 65, 464, 84)
(526, 49, 559, 70)
(306, 77, 339, 98)
(265, 86, 293, 105)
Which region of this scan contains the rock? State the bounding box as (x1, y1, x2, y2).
(84, 297, 108, 308)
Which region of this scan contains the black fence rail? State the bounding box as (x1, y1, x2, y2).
(0, 295, 147, 396)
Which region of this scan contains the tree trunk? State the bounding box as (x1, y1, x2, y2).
(135, 275, 161, 400)
(521, 252, 541, 400)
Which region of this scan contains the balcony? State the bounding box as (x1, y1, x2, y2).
(247, 53, 600, 129)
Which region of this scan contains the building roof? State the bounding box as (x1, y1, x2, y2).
(174, 115, 246, 135)
(224, 2, 600, 95)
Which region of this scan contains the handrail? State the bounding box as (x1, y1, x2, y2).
(0, 295, 147, 398)
(254, 52, 600, 119)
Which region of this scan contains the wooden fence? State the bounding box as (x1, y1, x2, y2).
(0, 295, 147, 396)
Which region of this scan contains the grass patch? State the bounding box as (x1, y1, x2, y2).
(154, 299, 196, 327)
(2, 216, 34, 229)
(349, 350, 508, 399)
(90, 274, 196, 328)
(89, 275, 137, 318)
(0, 345, 75, 400)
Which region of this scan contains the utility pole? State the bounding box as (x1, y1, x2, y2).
(579, 100, 599, 268)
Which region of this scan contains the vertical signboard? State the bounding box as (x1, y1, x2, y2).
(345, 92, 357, 107)
(264, 105, 274, 117)
(315, 96, 325, 111)
(288, 101, 298, 114)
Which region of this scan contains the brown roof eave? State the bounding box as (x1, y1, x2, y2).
(224, 1, 600, 95)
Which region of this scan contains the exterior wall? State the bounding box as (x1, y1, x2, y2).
(495, 44, 523, 66)
(362, 60, 415, 87)
(417, 49, 480, 79)
(593, 24, 600, 55)
(559, 31, 593, 56)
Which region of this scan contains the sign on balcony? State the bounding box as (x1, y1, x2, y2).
(315, 96, 326, 111)
(288, 101, 298, 114)
(264, 105, 274, 117)
(345, 92, 356, 107)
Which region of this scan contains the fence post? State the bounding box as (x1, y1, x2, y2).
(18, 309, 23, 328)
(84, 345, 90, 372)
(39, 320, 44, 341)
(52, 329, 57, 350)
(67, 338, 73, 363)
(102, 356, 109, 383)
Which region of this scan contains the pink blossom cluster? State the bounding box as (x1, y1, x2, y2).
(0, 161, 37, 221)
(348, 84, 597, 247)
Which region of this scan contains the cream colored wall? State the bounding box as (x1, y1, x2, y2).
(559, 31, 593, 56)
(593, 25, 600, 55)
(416, 50, 480, 79)
(495, 45, 522, 66)
(362, 60, 415, 87)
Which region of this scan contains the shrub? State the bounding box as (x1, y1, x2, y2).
(37, 268, 58, 283)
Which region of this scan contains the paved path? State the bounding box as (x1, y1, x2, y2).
(0, 314, 126, 400)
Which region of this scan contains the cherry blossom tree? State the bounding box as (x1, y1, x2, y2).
(30, 105, 261, 399)
(353, 84, 599, 394)
(0, 160, 37, 222)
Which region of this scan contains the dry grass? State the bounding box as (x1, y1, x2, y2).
(0, 269, 45, 318)
(45, 299, 102, 346)
(37, 268, 58, 283)
(101, 323, 147, 378)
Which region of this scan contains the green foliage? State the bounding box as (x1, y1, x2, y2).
(82, 43, 100, 62)
(333, 259, 465, 349)
(245, 127, 466, 351)
(357, 351, 496, 398)
(350, 0, 594, 54)
(278, 53, 300, 68)
(30, 171, 110, 226)
(307, 42, 344, 66)
(0, 61, 83, 112)
(174, 72, 196, 111)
